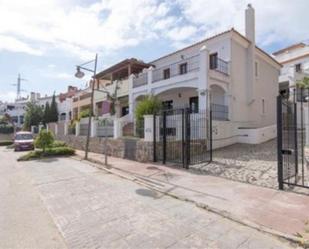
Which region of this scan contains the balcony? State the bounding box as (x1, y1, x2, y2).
(210, 58, 229, 75)
(133, 73, 147, 88)
(152, 54, 200, 83)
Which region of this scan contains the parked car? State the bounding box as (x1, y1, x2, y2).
(14, 131, 34, 151)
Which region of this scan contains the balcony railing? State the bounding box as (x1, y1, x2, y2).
(79, 92, 92, 100)
(210, 58, 229, 75)
(133, 72, 147, 88)
(152, 54, 200, 83)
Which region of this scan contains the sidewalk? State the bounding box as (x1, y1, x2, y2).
(74, 150, 309, 245)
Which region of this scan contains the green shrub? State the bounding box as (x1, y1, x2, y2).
(0, 140, 13, 146)
(79, 109, 91, 119)
(52, 140, 67, 148)
(34, 129, 54, 152)
(135, 95, 162, 126)
(17, 146, 75, 161)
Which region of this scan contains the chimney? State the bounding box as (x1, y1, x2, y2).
(36, 93, 41, 100)
(245, 4, 256, 105)
(245, 4, 255, 45)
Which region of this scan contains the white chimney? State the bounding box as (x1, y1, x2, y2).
(245, 4, 256, 105)
(36, 93, 41, 100)
(245, 4, 255, 45)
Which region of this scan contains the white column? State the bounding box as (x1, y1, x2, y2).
(54, 123, 58, 136)
(147, 67, 153, 94)
(128, 74, 134, 116)
(90, 117, 97, 137)
(144, 115, 154, 142)
(198, 45, 209, 111)
(113, 118, 122, 139)
(75, 122, 80, 136)
(64, 122, 68, 135)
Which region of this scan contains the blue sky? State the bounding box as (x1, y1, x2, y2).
(0, 0, 308, 102)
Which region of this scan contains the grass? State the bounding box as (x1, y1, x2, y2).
(0, 140, 13, 146)
(17, 146, 75, 161)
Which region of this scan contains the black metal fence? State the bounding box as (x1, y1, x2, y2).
(153, 108, 212, 168)
(277, 87, 309, 191)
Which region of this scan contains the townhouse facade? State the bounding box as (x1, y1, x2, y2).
(127, 4, 280, 147)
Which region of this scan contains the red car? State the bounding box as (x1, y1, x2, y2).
(14, 132, 34, 151)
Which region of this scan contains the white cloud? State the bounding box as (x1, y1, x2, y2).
(0, 0, 308, 60)
(0, 35, 43, 55)
(0, 91, 16, 102)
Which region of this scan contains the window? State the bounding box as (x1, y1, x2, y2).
(189, 96, 199, 113)
(209, 53, 218, 69)
(262, 99, 265, 114)
(163, 68, 170, 79)
(295, 63, 302, 72)
(162, 100, 173, 110)
(255, 61, 259, 77)
(121, 106, 129, 116)
(179, 63, 187, 75)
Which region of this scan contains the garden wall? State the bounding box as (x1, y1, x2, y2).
(56, 134, 153, 162)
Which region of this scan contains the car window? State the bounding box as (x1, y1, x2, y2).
(15, 134, 33, 140)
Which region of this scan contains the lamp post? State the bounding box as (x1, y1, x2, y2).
(74, 54, 98, 160)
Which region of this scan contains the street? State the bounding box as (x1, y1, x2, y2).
(0, 147, 296, 249)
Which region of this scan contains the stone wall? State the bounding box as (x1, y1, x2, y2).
(0, 133, 13, 141)
(56, 134, 153, 162)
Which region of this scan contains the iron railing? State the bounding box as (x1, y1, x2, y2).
(210, 58, 229, 75)
(152, 54, 200, 83)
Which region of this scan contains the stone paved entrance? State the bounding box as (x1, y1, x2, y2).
(190, 139, 278, 188)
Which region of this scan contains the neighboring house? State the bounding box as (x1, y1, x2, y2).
(129, 4, 281, 147)
(38, 86, 78, 121)
(94, 58, 151, 118)
(273, 42, 309, 98)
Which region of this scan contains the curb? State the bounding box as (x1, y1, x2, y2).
(72, 155, 309, 248)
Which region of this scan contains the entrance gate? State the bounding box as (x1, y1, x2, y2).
(153, 108, 212, 168)
(277, 90, 309, 191)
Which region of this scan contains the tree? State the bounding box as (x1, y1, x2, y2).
(49, 93, 58, 122)
(23, 101, 44, 130)
(43, 102, 50, 124)
(135, 95, 162, 127)
(34, 129, 54, 153)
(296, 76, 309, 89)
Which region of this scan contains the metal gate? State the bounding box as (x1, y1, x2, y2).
(277, 89, 309, 191)
(153, 108, 212, 168)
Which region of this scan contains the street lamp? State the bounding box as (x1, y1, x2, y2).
(74, 54, 98, 160)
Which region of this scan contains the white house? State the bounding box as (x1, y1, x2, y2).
(273, 42, 309, 95)
(129, 4, 281, 147)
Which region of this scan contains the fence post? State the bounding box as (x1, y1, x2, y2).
(277, 95, 284, 190)
(55, 123, 58, 136)
(91, 117, 97, 137)
(64, 122, 68, 135)
(209, 109, 213, 162)
(162, 111, 166, 164)
(75, 121, 80, 136)
(153, 114, 156, 162)
(184, 108, 190, 169)
(113, 118, 122, 139)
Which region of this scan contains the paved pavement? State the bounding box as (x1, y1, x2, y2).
(0, 147, 66, 249)
(75, 149, 309, 245)
(0, 147, 296, 248)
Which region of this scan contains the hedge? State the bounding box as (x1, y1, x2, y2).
(17, 146, 75, 161)
(0, 125, 14, 134)
(0, 140, 13, 146)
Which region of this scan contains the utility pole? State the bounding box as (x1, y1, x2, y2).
(12, 74, 26, 100)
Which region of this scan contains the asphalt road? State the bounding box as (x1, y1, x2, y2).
(0, 147, 296, 248)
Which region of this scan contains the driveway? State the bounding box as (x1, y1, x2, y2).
(0, 147, 295, 248)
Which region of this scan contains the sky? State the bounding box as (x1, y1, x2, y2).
(0, 0, 308, 102)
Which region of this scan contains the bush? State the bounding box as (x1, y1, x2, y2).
(52, 140, 67, 148)
(35, 129, 54, 152)
(0, 140, 13, 146)
(17, 146, 75, 161)
(79, 109, 91, 119)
